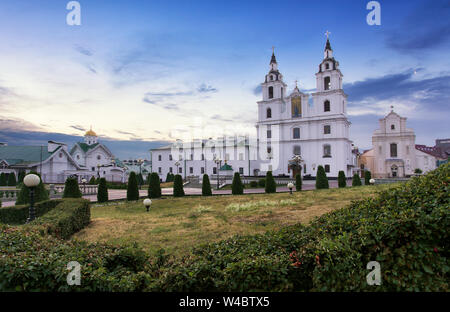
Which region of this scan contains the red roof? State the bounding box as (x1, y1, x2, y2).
(415, 144, 445, 159)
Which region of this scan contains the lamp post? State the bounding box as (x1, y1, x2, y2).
(290, 155, 303, 178)
(23, 174, 40, 222)
(287, 182, 294, 195)
(81, 178, 87, 195)
(175, 160, 180, 175)
(137, 159, 144, 189)
(97, 164, 101, 178)
(214, 156, 222, 190)
(143, 198, 152, 212)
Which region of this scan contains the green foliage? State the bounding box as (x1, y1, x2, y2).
(338, 171, 346, 188)
(63, 177, 82, 198)
(7, 173, 16, 187)
(17, 171, 25, 183)
(88, 176, 96, 185)
(249, 181, 258, 188)
(264, 171, 276, 193)
(165, 172, 174, 182)
(136, 173, 144, 186)
(148, 172, 162, 199)
(414, 168, 423, 174)
(173, 174, 185, 197)
(0, 173, 6, 186)
(315, 166, 329, 189)
(352, 173, 362, 186)
(364, 171, 372, 185)
(0, 200, 62, 225)
(15, 173, 49, 205)
(231, 172, 244, 195)
(202, 174, 212, 196)
(258, 178, 266, 187)
(295, 174, 302, 191)
(127, 172, 139, 201)
(30, 198, 90, 239)
(97, 178, 108, 203)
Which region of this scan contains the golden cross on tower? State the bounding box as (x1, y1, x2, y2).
(325, 30, 331, 39)
(272, 46, 275, 54)
(295, 80, 298, 88)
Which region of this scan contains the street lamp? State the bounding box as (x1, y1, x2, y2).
(81, 178, 87, 195)
(137, 159, 144, 189)
(175, 160, 180, 174)
(214, 156, 222, 190)
(97, 164, 101, 178)
(143, 198, 152, 212)
(23, 174, 40, 222)
(287, 182, 294, 195)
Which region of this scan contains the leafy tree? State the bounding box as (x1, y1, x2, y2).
(338, 171, 346, 188)
(315, 166, 329, 189)
(265, 171, 276, 193)
(202, 174, 212, 196)
(352, 173, 362, 186)
(414, 168, 422, 174)
(15, 172, 49, 205)
(166, 172, 175, 182)
(173, 174, 185, 197)
(295, 173, 302, 191)
(231, 172, 244, 195)
(7, 172, 17, 187)
(364, 171, 372, 185)
(63, 177, 82, 198)
(127, 172, 139, 201)
(0, 173, 6, 186)
(97, 178, 108, 202)
(148, 172, 162, 198)
(258, 179, 266, 187)
(88, 176, 96, 185)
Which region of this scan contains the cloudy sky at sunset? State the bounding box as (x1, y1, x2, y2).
(0, 0, 449, 158)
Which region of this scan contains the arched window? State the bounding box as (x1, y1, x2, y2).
(266, 108, 272, 118)
(270, 75, 273, 81)
(324, 76, 331, 90)
(323, 144, 331, 157)
(324, 100, 330, 112)
(293, 127, 300, 139)
(293, 145, 301, 155)
(268, 86, 274, 99)
(391, 124, 395, 130)
(325, 63, 329, 70)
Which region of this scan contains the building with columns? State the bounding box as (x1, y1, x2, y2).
(151, 35, 358, 181)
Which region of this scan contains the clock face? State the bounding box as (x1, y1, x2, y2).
(291, 96, 302, 118)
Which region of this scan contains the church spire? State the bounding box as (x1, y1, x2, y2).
(324, 31, 333, 59)
(270, 46, 277, 64)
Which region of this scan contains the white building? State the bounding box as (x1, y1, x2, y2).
(0, 128, 126, 183)
(371, 109, 443, 178)
(151, 36, 357, 181)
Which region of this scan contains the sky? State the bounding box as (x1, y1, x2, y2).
(0, 0, 449, 158)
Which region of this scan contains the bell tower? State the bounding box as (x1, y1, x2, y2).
(261, 47, 287, 101)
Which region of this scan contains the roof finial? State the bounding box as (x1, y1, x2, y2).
(325, 30, 331, 39)
(272, 45, 275, 54)
(390, 105, 394, 112)
(270, 46, 277, 64)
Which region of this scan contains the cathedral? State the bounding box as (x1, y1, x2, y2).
(151, 35, 357, 180)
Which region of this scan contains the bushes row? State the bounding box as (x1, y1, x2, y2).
(29, 198, 90, 239)
(0, 200, 63, 225)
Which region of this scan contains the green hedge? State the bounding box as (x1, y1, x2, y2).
(30, 198, 90, 239)
(0, 200, 63, 225)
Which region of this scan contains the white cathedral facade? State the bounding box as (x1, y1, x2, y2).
(151, 36, 357, 180)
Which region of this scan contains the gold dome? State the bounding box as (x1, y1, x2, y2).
(85, 127, 97, 137)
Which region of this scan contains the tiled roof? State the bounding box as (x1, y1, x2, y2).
(415, 144, 446, 159)
(0, 146, 55, 166)
(71, 142, 99, 154)
(220, 163, 233, 171)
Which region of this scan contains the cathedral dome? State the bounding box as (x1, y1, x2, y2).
(85, 127, 97, 137)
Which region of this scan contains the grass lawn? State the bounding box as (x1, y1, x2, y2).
(73, 184, 394, 257)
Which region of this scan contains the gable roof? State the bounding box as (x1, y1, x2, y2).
(70, 142, 99, 154)
(415, 144, 446, 159)
(0, 146, 55, 166)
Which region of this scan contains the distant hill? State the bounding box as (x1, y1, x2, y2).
(0, 130, 169, 160)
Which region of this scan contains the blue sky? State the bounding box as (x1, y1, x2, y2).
(0, 0, 449, 158)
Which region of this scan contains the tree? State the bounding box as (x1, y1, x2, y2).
(202, 174, 212, 196)
(18, 171, 25, 184)
(15, 172, 49, 205)
(265, 171, 276, 193)
(148, 172, 162, 198)
(352, 173, 362, 186)
(137, 173, 144, 187)
(97, 178, 108, 202)
(173, 174, 185, 197)
(7, 172, 17, 187)
(316, 166, 329, 189)
(231, 172, 244, 195)
(127, 172, 139, 201)
(414, 168, 422, 174)
(364, 171, 372, 185)
(338, 171, 346, 188)
(0, 173, 6, 186)
(88, 176, 96, 185)
(295, 173, 302, 191)
(63, 177, 82, 198)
